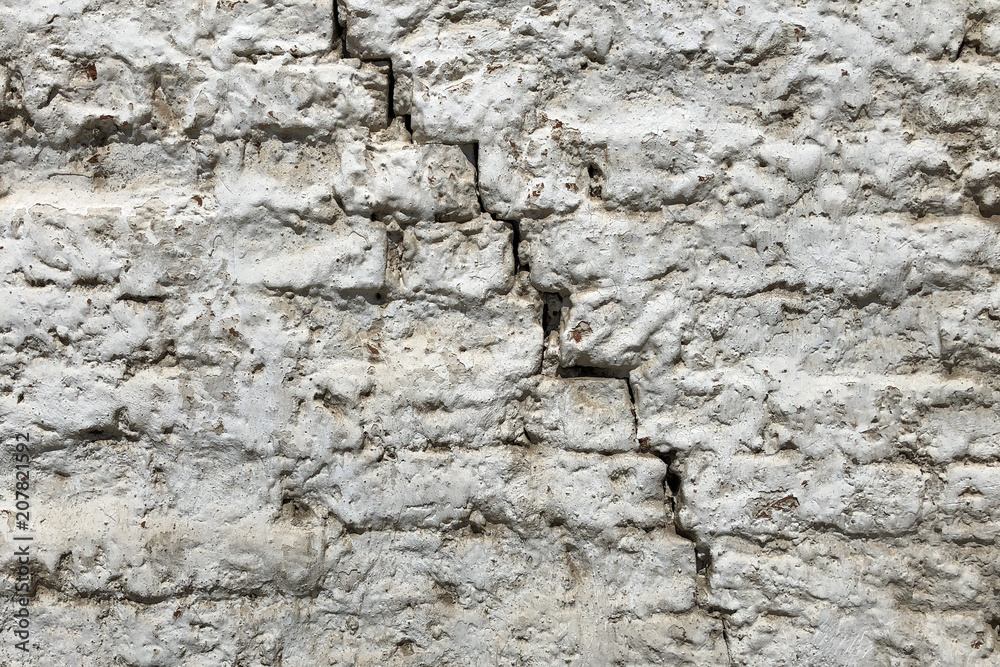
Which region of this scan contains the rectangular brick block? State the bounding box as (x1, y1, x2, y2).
(400, 217, 514, 301)
(306, 449, 667, 535)
(334, 140, 480, 222)
(234, 216, 387, 296)
(524, 377, 637, 452)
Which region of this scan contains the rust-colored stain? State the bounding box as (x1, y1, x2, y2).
(569, 322, 591, 343)
(754, 494, 799, 519)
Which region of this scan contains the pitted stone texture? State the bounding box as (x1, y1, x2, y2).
(334, 138, 480, 222)
(3, 0, 1000, 665)
(524, 377, 637, 453)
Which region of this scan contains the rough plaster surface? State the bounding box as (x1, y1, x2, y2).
(1, 1, 1000, 665)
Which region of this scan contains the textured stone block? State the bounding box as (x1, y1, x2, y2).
(524, 376, 637, 452)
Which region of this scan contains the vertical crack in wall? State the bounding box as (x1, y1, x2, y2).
(382, 59, 396, 124)
(509, 218, 523, 274)
(541, 292, 562, 339)
(462, 141, 524, 275)
(335, 7, 734, 662)
(630, 384, 736, 665)
(334, 4, 405, 131)
(587, 163, 605, 199)
(333, 0, 349, 59)
(659, 446, 736, 665)
(340, 7, 522, 282)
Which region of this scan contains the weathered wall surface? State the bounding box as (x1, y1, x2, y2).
(1, 0, 1000, 665)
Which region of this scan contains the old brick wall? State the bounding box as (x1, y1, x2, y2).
(2, 0, 1000, 665)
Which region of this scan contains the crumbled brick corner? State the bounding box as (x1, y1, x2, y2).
(1, 1, 1000, 665)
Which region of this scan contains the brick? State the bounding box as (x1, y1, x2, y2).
(333, 140, 480, 222)
(399, 216, 514, 301)
(233, 216, 387, 296)
(524, 376, 637, 452)
(301, 449, 667, 535)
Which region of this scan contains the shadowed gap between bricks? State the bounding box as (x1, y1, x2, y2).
(335, 5, 732, 662)
(336, 11, 516, 272)
(335, 3, 411, 132)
